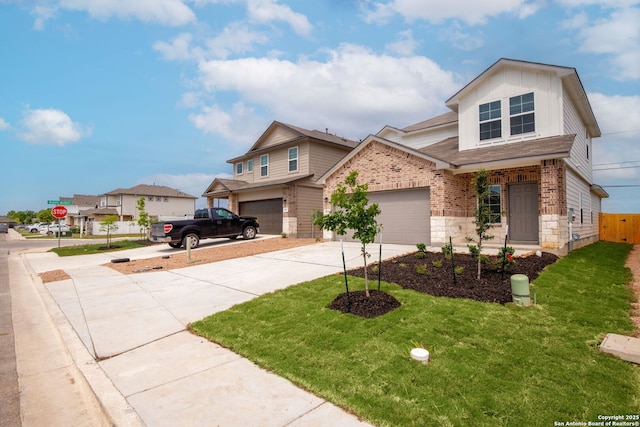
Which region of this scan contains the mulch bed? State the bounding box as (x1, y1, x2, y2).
(329, 250, 559, 318)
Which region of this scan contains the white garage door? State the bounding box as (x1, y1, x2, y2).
(344, 188, 430, 245)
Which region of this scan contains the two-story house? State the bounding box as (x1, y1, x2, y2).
(93, 184, 196, 222)
(202, 121, 359, 237)
(318, 59, 608, 254)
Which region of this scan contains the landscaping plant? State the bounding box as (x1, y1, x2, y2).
(467, 169, 495, 280)
(313, 171, 381, 297)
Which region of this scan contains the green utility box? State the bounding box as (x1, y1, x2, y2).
(54, 231, 72, 237)
(510, 274, 531, 306)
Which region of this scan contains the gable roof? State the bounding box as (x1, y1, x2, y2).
(316, 135, 452, 184)
(228, 121, 359, 163)
(445, 58, 600, 137)
(420, 134, 576, 171)
(105, 184, 196, 199)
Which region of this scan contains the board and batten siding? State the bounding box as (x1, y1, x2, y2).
(456, 67, 563, 151)
(562, 94, 593, 184)
(565, 168, 600, 240)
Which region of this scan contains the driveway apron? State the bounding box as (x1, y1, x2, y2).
(24, 241, 413, 427)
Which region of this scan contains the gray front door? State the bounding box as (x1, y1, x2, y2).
(508, 182, 539, 242)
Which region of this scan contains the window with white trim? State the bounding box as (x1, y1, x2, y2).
(247, 159, 253, 172)
(479, 100, 501, 141)
(509, 92, 535, 135)
(236, 162, 243, 175)
(288, 147, 298, 172)
(260, 154, 269, 177)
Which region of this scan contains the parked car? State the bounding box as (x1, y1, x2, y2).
(0, 224, 8, 233)
(29, 222, 49, 233)
(151, 207, 259, 249)
(40, 224, 70, 235)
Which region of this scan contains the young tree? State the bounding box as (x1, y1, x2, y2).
(99, 215, 119, 248)
(313, 171, 381, 297)
(37, 208, 56, 224)
(468, 169, 495, 280)
(135, 197, 151, 240)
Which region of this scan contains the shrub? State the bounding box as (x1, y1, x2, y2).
(415, 264, 428, 275)
(442, 243, 453, 259)
(432, 260, 443, 268)
(416, 243, 426, 252)
(467, 244, 479, 258)
(415, 251, 426, 259)
(454, 266, 465, 275)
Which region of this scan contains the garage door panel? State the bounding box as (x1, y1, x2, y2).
(239, 199, 283, 235)
(343, 189, 430, 245)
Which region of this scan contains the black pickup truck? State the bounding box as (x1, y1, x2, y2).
(150, 207, 259, 249)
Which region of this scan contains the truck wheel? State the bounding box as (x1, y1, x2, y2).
(182, 233, 200, 249)
(168, 242, 182, 248)
(242, 226, 257, 240)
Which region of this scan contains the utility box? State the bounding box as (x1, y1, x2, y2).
(510, 274, 531, 306)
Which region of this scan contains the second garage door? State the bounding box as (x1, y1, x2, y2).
(239, 198, 283, 235)
(344, 189, 430, 245)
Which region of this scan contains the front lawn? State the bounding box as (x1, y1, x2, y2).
(191, 242, 639, 427)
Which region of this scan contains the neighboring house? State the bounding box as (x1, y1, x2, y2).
(60, 194, 101, 226)
(319, 58, 608, 254)
(0, 216, 17, 227)
(203, 121, 359, 237)
(87, 184, 197, 222)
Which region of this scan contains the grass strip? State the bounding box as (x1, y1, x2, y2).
(191, 241, 639, 427)
(48, 239, 145, 256)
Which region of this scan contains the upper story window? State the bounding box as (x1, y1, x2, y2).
(101, 196, 107, 207)
(163, 197, 168, 202)
(288, 147, 298, 172)
(260, 154, 269, 177)
(236, 162, 243, 175)
(479, 100, 501, 141)
(148, 196, 153, 202)
(116, 195, 122, 206)
(247, 159, 253, 172)
(509, 92, 535, 135)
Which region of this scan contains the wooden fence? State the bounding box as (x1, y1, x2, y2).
(599, 213, 640, 244)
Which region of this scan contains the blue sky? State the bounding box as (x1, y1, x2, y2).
(0, 0, 638, 214)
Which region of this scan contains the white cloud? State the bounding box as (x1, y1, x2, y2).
(247, 0, 312, 36)
(58, 0, 196, 26)
(439, 23, 484, 51)
(18, 108, 92, 146)
(195, 44, 459, 139)
(385, 30, 419, 56)
(31, 5, 57, 30)
(205, 22, 269, 59)
(154, 33, 199, 61)
(574, 8, 640, 80)
(188, 101, 266, 145)
(0, 117, 9, 130)
(361, 0, 537, 25)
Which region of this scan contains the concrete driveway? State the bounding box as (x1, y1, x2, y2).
(22, 237, 414, 426)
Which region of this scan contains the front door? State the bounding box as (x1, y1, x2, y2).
(508, 182, 539, 243)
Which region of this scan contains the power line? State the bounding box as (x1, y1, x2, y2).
(593, 160, 640, 166)
(600, 185, 640, 188)
(593, 165, 640, 171)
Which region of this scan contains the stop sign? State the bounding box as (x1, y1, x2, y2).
(51, 205, 68, 219)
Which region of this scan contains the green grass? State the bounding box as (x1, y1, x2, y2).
(48, 239, 146, 256)
(191, 242, 640, 427)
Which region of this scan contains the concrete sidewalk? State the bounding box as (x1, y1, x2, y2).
(18, 237, 415, 426)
